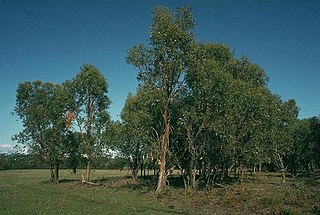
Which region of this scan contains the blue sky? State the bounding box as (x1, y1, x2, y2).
(1, 0, 319, 153)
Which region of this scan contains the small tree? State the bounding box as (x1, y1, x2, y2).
(13, 81, 68, 182)
(66, 64, 111, 182)
(120, 85, 163, 179)
(268, 98, 299, 183)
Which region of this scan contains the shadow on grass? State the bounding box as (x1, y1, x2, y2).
(58, 179, 78, 184)
(118, 175, 186, 191)
(120, 175, 242, 191)
(92, 175, 132, 184)
(38, 179, 80, 185)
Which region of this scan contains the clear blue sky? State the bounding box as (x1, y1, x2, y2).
(1, 0, 319, 153)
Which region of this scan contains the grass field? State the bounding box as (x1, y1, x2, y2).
(1, 169, 320, 215)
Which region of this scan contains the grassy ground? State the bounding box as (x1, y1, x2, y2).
(1, 169, 320, 215)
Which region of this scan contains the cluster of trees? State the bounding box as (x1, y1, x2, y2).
(120, 6, 320, 192)
(13, 64, 113, 182)
(10, 6, 320, 193)
(286, 117, 320, 175)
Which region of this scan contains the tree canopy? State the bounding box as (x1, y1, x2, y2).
(13, 64, 112, 182)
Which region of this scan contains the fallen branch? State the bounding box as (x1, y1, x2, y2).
(214, 183, 228, 189)
(81, 174, 102, 186)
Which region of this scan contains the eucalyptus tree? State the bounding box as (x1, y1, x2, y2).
(174, 41, 274, 186)
(286, 119, 312, 175)
(64, 131, 83, 174)
(66, 64, 111, 182)
(13, 81, 68, 182)
(267, 98, 299, 183)
(120, 88, 161, 179)
(127, 6, 195, 193)
(230, 57, 269, 87)
(121, 93, 147, 179)
(310, 116, 320, 168)
(172, 43, 234, 188)
(286, 116, 320, 174)
(223, 81, 274, 180)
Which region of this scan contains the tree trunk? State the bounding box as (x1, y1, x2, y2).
(190, 164, 196, 189)
(54, 160, 60, 183)
(85, 159, 91, 182)
(140, 163, 143, 177)
(132, 155, 139, 180)
(49, 160, 60, 183)
(132, 168, 138, 180)
(278, 154, 286, 183)
(182, 169, 188, 189)
(50, 164, 55, 183)
(155, 108, 170, 194)
(258, 162, 262, 173)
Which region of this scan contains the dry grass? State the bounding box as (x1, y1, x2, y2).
(156, 172, 320, 215)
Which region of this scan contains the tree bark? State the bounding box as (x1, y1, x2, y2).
(190, 163, 196, 189)
(277, 153, 286, 183)
(54, 160, 60, 183)
(85, 159, 91, 182)
(50, 164, 55, 183)
(156, 108, 170, 194)
(49, 160, 60, 183)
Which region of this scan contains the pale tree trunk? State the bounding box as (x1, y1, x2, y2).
(50, 164, 55, 183)
(83, 139, 92, 182)
(277, 152, 286, 183)
(85, 159, 91, 182)
(156, 108, 170, 194)
(190, 161, 196, 189)
(259, 162, 262, 172)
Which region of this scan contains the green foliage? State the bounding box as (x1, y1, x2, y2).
(13, 64, 113, 181)
(13, 81, 69, 182)
(64, 64, 111, 181)
(285, 116, 320, 174)
(119, 89, 161, 179)
(126, 6, 196, 193)
(123, 6, 304, 189)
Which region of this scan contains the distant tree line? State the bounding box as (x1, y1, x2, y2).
(0, 153, 127, 170)
(7, 6, 320, 193)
